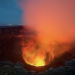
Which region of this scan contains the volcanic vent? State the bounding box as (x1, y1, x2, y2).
(21, 35, 54, 67)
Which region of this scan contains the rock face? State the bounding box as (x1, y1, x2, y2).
(0, 25, 37, 71)
(0, 26, 34, 37)
(0, 25, 75, 73)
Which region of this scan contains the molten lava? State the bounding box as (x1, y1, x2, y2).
(21, 38, 54, 67)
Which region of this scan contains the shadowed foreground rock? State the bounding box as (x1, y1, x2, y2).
(0, 59, 75, 75)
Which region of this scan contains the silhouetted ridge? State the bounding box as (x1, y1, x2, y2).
(0, 59, 75, 75)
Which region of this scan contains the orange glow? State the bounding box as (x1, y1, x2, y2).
(34, 57, 45, 67)
(19, 0, 75, 66)
(21, 37, 54, 66)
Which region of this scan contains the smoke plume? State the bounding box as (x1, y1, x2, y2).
(19, 0, 75, 66)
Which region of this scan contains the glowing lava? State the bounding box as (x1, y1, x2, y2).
(21, 38, 54, 67)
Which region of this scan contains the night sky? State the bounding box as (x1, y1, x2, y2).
(0, 0, 22, 25)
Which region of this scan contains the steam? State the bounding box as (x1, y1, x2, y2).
(19, 0, 75, 65)
(20, 0, 75, 43)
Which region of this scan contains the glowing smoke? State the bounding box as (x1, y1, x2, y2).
(19, 0, 75, 66)
(20, 0, 75, 42)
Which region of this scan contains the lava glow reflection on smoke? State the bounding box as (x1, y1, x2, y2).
(19, 0, 75, 67)
(21, 37, 54, 66)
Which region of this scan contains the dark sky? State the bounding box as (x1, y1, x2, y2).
(0, 0, 22, 25)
